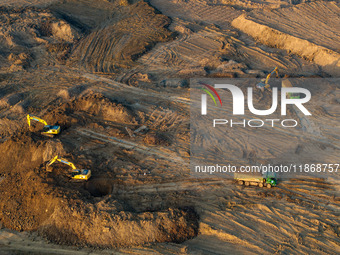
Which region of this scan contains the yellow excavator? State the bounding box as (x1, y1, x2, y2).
(27, 114, 60, 137)
(256, 67, 279, 92)
(46, 155, 91, 181)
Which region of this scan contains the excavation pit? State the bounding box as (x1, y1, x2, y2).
(85, 178, 113, 197)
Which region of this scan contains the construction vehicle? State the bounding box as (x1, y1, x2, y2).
(46, 155, 91, 181)
(27, 114, 60, 137)
(256, 67, 279, 92)
(234, 172, 277, 188)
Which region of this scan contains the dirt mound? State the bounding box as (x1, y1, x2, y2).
(0, 134, 198, 247)
(42, 205, 198, 247)
(50, 20, 79, 43)
(56, 84, 89, 100)
(0, 118, 23, 139)
(68, 1, 172, 72)
(0, 168, 58, 231)
(247, 1, 340, 53)
(144, 131, 172, 146)
(0, 135, 65, 176)
(0, 6, 80, 71)
(0, 136, 65, 230)
(65, 93, 136, 124)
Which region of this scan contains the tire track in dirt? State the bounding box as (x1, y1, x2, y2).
(67, 1, 172, 73)
(197, 177, 340, 254)
(249, 1, 340, 53)
(138, 23, 192, 68)
(117, 179, 229, 194)
(150, 0, 241, 30)
(76, 128, 187, 165)
(143, 2, 320, 74)
(0, 0, 58, 7)
(82, 73, 340, 154)
(82, 73, 190, 105)
(232, 4, 340, 76)
(277, 185, 339, 212)
(138, 26, 224, 73)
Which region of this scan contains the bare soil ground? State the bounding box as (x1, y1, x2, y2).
(0, 0, 339, 254)
(232, 1, 340, 75)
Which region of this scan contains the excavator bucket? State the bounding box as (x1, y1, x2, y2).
(46, 155, 58, 172)
(46, 165, 53, 172)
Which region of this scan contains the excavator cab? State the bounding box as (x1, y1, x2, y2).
(264, 172, 277, 187)
(71, 169, 91, 180)
(266, 178, 277, 187)
(42, 125, 60, 134)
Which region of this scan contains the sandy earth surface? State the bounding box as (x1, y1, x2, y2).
(0, 0, 339, 254)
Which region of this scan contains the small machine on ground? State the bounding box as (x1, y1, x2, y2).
(46, 155, 91, 181)
(27, 114, 60, 137)
(256, 67, 279, 92)
(234, 172, 277, 188)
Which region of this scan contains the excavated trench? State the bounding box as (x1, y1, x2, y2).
(0, 91, 199, 247)
(0, 133, 199, 247)
(85, 178, 113, 197)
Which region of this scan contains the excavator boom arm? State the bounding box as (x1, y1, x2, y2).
(265, 67, 279, 84)
(46, 155, 77, 170)
(27, 114, 48, 127)
(57, 158, 77, 170)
